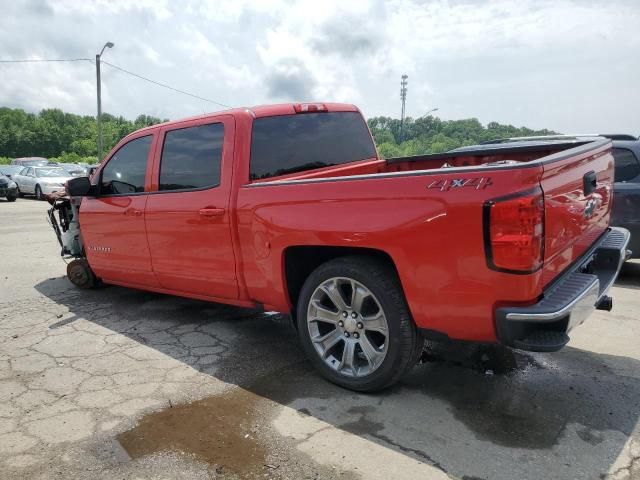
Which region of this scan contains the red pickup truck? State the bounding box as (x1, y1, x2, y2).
(54, 102, 629, 391)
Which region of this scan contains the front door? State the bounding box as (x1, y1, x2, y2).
(144, 115, 238, 299)
(80, 133, 159, 287)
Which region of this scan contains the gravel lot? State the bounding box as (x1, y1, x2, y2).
(1, 197, 639, 480)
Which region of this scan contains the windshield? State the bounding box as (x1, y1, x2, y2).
(35, 168, 68, 178)
(20, 159, 49, 167)
(61, 164, 87, 173)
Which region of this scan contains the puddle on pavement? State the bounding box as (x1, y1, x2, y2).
(117, 388, 268, 477)
(419, 340, 543, 376)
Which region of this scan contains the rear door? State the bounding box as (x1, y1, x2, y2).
(144, 115, 238, 299)
(539, 141, 614, 285)
(80, 132, 159, 287)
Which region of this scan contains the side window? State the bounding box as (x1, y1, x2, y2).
(159, 123, 224, 191)
(101, 135, 152, 195)
(26, 168, 34, 176)
(613, 148, 640, 183)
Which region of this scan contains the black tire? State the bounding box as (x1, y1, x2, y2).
(296, 256, 423, 392)
(6, 194, 17, 202)
(35, 184, 44, 200)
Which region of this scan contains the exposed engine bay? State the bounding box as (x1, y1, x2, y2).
(47, 192, 97, 288)
(47, 193, 83, 257)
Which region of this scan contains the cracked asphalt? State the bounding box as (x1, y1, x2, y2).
(1, 198, 639, 480)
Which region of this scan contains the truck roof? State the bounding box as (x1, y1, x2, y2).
(130, 102, 360, 135)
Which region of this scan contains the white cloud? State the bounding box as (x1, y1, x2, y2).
(0, 0, 638, 133)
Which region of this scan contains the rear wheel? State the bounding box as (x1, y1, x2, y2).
(6, 194, 17, 202)
(35, 184, 44, 200)
(296, 256, 422, 392)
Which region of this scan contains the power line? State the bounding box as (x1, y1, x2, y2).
(0, 57, 232, 109)
(101, 60, 231, 108)
(0, 58, 92, 63)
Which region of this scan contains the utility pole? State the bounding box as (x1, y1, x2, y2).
(96, 42, 114, 162)
(399, 74, 408, 142)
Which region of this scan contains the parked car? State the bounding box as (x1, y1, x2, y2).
(0, 165, 24, 179)
(58, 163, 88, 177)
(10, 157, 50, 167)
(0, 170, 18, 202)
(13, 166, 73, 200)
(86, 165, 99, 177)
(610, 138, 640, 257)
(51, 103, 629, 391)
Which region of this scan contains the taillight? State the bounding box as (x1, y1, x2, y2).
(294, 103, 327, 113)
(483, 188, 545, 273)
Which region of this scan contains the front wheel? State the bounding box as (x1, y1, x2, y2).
(296, 256, 423, 392)
(6, 194, 17, 202)
(35, 184, 44, 200)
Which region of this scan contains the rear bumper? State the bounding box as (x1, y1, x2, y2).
(496, 227, 631, 352)
(612, 222, 640, 259)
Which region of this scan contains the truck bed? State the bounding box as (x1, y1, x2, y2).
(239, 136, 614, 343)
(252, 139, 600, 184)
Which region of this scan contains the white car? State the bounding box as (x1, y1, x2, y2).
(13, 167, 74, 200)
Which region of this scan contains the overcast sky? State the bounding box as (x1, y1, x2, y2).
(1, 0, 638, 133)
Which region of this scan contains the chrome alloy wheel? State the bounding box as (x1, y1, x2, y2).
(306, 277, 389, 378)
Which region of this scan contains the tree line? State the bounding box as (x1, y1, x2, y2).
(367, 115, 555, 158)
(0, 107, 556, 165)
(0, 107, 165, 165)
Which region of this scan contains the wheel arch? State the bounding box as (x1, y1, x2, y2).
(283, 245, 402, 314)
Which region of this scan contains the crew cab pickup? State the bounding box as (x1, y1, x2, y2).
(53, 103, 630, 392)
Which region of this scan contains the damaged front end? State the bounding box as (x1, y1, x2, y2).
(46, 191, 97, 288)
(47, 192, 83, 257)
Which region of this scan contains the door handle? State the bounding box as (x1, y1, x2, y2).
(583, 171, 597, 196)
(124, 208, 142, 216)
(199, 207, 225, 217)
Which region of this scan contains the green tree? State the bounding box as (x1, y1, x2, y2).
(0, 107, 166, 163)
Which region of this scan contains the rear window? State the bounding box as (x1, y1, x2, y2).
(249, 112, 376, 180)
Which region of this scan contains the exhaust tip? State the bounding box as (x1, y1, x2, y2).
(596, 295, 613, 312)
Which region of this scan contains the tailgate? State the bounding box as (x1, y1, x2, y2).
(540, 139, 614, 286)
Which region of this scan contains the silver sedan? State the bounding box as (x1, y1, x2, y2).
(12, 166, 74, 200)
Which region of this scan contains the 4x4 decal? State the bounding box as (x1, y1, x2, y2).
(427, 177, 493, 191)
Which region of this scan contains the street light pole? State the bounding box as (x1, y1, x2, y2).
(96, 42, 114, 162)
(418, 107, 439, 119)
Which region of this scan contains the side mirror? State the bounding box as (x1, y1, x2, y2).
(67, 176, 93, 197)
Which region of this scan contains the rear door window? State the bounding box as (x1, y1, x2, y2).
(100, 135, 152, 195)
(613, 148, 640, 182)
(159, 123, 224, 191)
(249, 111, 376, 180)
